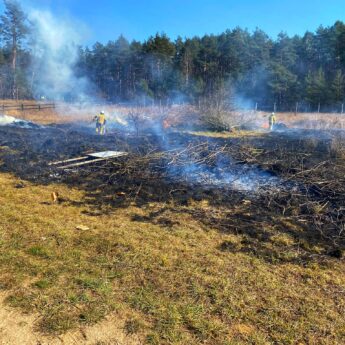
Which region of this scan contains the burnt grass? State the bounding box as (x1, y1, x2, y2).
(0, 124, 344, 266)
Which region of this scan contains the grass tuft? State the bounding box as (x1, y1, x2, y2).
(27, 246, 52, 259)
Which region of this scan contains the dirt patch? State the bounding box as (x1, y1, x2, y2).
(0, 294, 141, 345)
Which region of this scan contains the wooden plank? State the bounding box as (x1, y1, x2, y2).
(57, 157, 110, 169)
(50, 152, 127, 168)
(48, 156, 89, 166)
(88, 151, 128, 158)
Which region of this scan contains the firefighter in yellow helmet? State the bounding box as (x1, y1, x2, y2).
(94, 111, 106, 135)
(268, 112, 276, 131)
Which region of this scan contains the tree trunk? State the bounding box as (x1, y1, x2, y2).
(12, 36, 17, 100)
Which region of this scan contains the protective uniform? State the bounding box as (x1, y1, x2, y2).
(95, 111, 106, 135)
(269, 113, 276, 131)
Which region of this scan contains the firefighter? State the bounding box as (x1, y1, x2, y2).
(94, 111, 106, 135)
(268, 112, 276, 131)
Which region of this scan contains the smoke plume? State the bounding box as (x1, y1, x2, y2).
(28, 9, 93, 102)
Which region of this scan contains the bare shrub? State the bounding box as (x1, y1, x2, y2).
(128, 111, 147, 135)
(199, 109, 258, 131)
(329, 136, 345, 158)
(198, 87, 258, 131)
(304, 137, 319, 151)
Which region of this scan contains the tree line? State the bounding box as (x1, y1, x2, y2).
(1, 0, 345, 111)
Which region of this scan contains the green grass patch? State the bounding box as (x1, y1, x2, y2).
(27, 245, 52, 259)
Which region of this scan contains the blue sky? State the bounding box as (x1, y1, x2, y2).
(2, 0, 345, 45)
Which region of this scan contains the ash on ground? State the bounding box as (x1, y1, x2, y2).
(0, 115, 42, 129)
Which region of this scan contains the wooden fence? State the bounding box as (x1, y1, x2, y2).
(0, 103, 55, 111)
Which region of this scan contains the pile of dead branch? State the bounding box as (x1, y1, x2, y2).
(102, 141, 226, 180)
(220, 132, 345, 255)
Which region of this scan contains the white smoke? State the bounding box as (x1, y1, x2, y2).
(28, 9, 93, 102)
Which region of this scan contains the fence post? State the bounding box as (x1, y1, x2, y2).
(38, 104, 41, 111)
(21, 104, 24, 111)
(342, 103, 344, 114)
(318, 103, 320, 113)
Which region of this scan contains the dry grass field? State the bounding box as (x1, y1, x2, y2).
(2, 100, 345, 131)
(0, 172, 344, 344)
(0, 100, 197, 126)
(0, 102, 344, 344)
(277, 112, 345, 130)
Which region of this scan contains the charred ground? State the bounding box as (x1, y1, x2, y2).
(1, 124, 344, 260)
